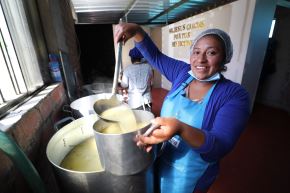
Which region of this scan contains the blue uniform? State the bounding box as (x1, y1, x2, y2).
(136, 34, 250, 192)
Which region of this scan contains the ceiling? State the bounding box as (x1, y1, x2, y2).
(70, 0, 236, 25)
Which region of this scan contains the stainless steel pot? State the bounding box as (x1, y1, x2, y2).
(66, 93, 123, 118)
(46, 115, 154, 193)
(82, 83, 113, 96)
(94, 110, 157, 176)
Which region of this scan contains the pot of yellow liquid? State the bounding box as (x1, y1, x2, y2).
(67, 93, 123, 118)
(93, 109, 157, 176)
(46, 114, 154, 193)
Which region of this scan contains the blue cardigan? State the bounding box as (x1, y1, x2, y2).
(136, 34, 250, 190)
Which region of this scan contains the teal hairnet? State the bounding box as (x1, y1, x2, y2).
(190, 28, 233, 64)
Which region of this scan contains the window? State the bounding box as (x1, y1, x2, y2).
(269, 19, 276, 38)
(0, 0, 44, 117)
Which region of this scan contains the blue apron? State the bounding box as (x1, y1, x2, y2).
(157, 76, 216, 193)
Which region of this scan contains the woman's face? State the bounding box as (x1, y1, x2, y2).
(190, 35, 225, 80)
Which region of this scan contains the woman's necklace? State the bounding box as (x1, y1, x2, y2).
(186, 83, 204, 104)
(186, 80, 215, 104)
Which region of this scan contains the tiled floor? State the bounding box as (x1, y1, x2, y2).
(151, 88, 290, 193)
(209, 103, 290, 193)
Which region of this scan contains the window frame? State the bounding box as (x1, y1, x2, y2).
(0, 0, 48, 119)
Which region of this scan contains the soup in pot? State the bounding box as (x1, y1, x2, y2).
(60, 137, 103, 172)
(100, 105, 138, 134)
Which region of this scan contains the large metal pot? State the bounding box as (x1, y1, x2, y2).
(81, 83, 113, 96)
(67, 93, 123, 118)
(46, 115, 154, 193)
(94, 110, 157, 176)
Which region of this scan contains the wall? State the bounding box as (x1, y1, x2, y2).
(255, 6, 290, 112)
(37, 0, 83, 89)
(0, 0, 80, 192)
(23, 0, 51, 84)
(160, 0, 256, 90)
(242, 0, 277, 109)
(0, 84, 67, 193)
(150, 27, 163, 88)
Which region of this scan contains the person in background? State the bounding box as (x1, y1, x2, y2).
(120, 47, 153, 111)
(114, 23, 250, 193)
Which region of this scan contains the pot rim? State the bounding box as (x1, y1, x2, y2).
(93, 110, 153, 136)
(46, 114, 105, 174)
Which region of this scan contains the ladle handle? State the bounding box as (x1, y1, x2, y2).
(112, 18, 123, 94)
(143, 123, 160, 137)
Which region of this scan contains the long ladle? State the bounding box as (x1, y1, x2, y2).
(94, 18, 124, 122)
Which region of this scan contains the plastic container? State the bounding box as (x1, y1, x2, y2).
(49, 61, 62, 82)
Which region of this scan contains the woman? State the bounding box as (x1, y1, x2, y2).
(114, 23, 250, 193)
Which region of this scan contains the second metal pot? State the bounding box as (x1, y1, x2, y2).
(68, 93, 123, 118)
(93, 110, 157, 176)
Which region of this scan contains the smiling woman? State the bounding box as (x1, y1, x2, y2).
(114, 23, 250, 193)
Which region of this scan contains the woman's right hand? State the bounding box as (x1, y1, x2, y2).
(114, 23, 146, 44)
(136, 116, 206, 152)
(136, 117, 182, 152)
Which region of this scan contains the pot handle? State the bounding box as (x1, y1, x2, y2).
(62, 104, 72, 114)
(141, 123, 166, 158)
(54, 117, 75, 131)
(143, 123, 160, 137)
